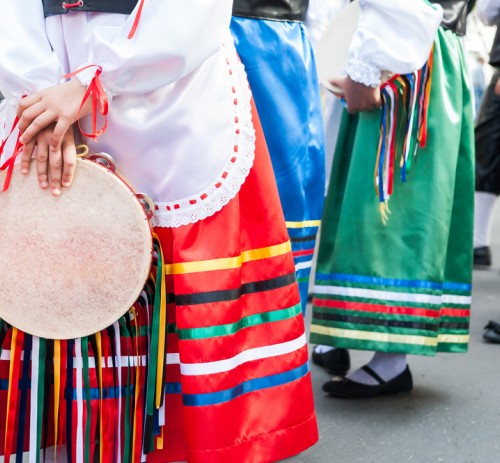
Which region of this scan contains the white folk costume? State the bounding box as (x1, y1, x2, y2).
(0, 1, 318, 461)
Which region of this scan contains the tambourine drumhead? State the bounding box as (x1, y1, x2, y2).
(315, 1, 360, 93)
(0, 158, 153, 339)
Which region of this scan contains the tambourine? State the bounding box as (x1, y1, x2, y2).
(0, 147, 154, 339)
(316, 1, 360, 94)
(316, 1, 391, 95)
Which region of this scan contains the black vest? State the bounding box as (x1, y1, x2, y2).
(232, 0, 309, 23)
(489, 20, 500, 68)
(430, 0, 476, 36)
(42, 0, 475, 34)
(42, 0, 138, 17)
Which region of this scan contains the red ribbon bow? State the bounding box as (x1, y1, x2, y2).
(65, 65, 109, 141)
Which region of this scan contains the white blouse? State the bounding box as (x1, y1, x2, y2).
(346, 0, 443, 87)
(0, 1, 255, 228)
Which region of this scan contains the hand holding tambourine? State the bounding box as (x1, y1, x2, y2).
(0, 148, 155, 339)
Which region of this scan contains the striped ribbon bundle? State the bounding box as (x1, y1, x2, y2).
(1, 235, 167, 463)
(375, 50, 434, 224)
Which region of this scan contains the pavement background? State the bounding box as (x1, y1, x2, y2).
(286, 213, 500, 463)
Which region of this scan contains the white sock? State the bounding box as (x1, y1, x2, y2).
(474, 192, 497, 248)
(346, 352, 407, 386)
(314, 345, 335, 354)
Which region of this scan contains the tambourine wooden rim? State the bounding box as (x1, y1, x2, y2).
(316, 1, 361, 93)
(0, 151, 153, 339)
(316, 2, 393, 95)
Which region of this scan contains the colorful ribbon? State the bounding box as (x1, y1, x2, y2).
(373, 49, 435, 222)
(4, 329, 25, 463)
(0, 230, 169, 461)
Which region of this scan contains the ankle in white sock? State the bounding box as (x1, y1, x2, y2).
(474, 192, 497, 248)
(314, 345, 335, 354)
(346, 352, 407, 386)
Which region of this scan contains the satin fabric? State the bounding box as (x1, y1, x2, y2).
(232, 0, 309, 22)
(0, 102, 318, 462)
(430, 0, 475, 36)
(231, 17, 325, 311)
(149, 101, 317, 462)
(311, 27, 474, 356)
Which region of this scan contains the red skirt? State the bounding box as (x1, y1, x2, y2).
(0, 101, 318, 463)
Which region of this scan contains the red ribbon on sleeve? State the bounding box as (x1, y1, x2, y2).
(0, 117, 23, 192)
(65, 65, 109, 141)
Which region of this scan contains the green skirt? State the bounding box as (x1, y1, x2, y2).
(310, 28, 474, 356)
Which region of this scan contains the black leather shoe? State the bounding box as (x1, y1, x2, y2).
(483, 320, 500, 343)
(474, 246, 492, 267)
(322, 365, 413, 398)
(311, 347, 350, 376)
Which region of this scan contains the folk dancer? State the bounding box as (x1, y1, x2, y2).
(311, 0, 475, 398)
(0, 0, 318, 459)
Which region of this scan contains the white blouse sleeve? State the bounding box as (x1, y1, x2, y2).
(0, 0, 65, 102)
(75, 1, 233, 96)
(346, 0, 443, 87)
(476, 0, 500, 26)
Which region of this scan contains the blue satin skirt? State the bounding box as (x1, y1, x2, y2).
(231, 17, 325, 312)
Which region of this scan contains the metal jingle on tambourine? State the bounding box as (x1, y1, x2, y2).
(136, 193, 155, 221)
(87, 152, 117, 173)
(76, 145, 116, 172)
(76, 145, 154, 221)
